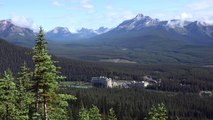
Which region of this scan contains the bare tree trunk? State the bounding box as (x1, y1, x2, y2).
(43, 86, 48, 120)
(36, 81, 39, 120)
(44, 96, 48, 120)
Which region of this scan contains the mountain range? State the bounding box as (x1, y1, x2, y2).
(0, 19, 110, 45)
(0, 20, 35, 47)
(93, 14, 213, 46)
(0, 14, 213, 64)
(46, 26, 109, 41)
(1, 14, 213, 45)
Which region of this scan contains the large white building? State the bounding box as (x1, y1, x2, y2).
(91, 76, 113, 88)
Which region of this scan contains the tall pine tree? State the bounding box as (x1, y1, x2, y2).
(108, 108, 117, 120)
(78, 107, 89, 120)
(32, 27, 75, 120)
(16, 62, 33, 120)
(89, 105, 102, 120)
(32, 27, 62, 120)
(145, 103, 168, 120)
(0, 69, 18, 120)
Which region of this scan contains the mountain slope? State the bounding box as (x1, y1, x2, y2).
(0, 20, 35, 47)
(56, 14, 213, 64)
(46, 27, 76, 41)
(0, 38, 32, 73)
(46, 27, 110, 41)
(89, 14, 213, 47)
(1, 14, 213, 64)
(0, 38, 146, 81)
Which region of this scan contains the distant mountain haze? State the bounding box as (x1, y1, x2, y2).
(0, 14, 212, 45)
(0, 14, 213, 64)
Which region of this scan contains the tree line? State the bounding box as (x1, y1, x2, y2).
(1, 35, 213, 93)
(0, 27, 212, 120)
(0, 27, 75, 120)
(62, 88, 213, 120)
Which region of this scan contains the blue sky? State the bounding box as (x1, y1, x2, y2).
(0, 0, 213, 32)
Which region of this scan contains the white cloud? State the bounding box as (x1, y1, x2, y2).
(53, 1, 62, 7)
(185, 0, 213, 24)
(106, 5, 112, 10)
(188, 0, 213, 10)
(80, 0, 94, 9)
(82, 4, 94, 9)
(180, 12, 192, 21)
(104, 10, 136, 27)
(66, 0, 94, 9)
(11, 16, 39, 32)
(80, 0, 90, 4)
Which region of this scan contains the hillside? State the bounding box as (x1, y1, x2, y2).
(48, 15, 213, 64)
(0, 37, 145, 81)
(1, 37, 213, 120)
(1, 15, 213, 64)
(1, 38, 213, 93)
(0, 37, 32, 73)
(0, 20, 35, 47)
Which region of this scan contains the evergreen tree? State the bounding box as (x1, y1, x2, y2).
(108, 108, 117, 120)
(89, 105, 102, 120)
(145, 103, 168, 120)
(78, 105, 103, 120)
(78, 108, 89, 120)
(32, 27, 75, 120)
(0, 69, 18, 120)
(16, 62, 33, 120)
(48, 94, 76, 120)
(32, 26, 61, 120)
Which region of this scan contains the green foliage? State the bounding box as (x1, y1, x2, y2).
(0, 69, 18, 120)
(79, 108, 89, 120)
(64, 88, 213, 120)
(16, 62, 33, 120)
(1, 38, 213, 93)
(78, 105, 102, 120)
(108, 108, 117, 120)
(32, 27, 74, 120)
(48, 94, 76, 120)
(145, 103, 168, 120)
(89, 105, 102, 120)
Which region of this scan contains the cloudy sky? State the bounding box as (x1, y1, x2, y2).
(0, 0, 213, 32)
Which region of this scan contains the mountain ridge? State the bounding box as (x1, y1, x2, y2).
(1, 14, 213, 64)
(1, 14, 213, 44)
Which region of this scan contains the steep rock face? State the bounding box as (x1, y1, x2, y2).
(77, 28, 97, 38)
(0, 20, 35, 47)
(46, 27, 74, 41)
(95, 27, 110, 34)
(113, 14, 161, 31)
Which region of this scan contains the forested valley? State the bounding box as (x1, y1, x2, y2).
(0, 27, 213, 120)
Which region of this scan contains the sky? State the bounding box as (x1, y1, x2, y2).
(0, 0, 213, 32)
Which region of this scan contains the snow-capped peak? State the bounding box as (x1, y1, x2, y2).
(51, 27, 70, 34)
(95, 27, 110, 34)
(116, 14, 160, 31)
(195, 21, 210, 26)
(77, 28, 95, 33)
(0, 20, 13, 31)
(135, 14, 144, 20)
(167, 19, 191, 28)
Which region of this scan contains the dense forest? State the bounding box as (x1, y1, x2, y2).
(0, 27, 213, 120)
(62, 88, 213, 120)
(1, 37, 213, 93)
